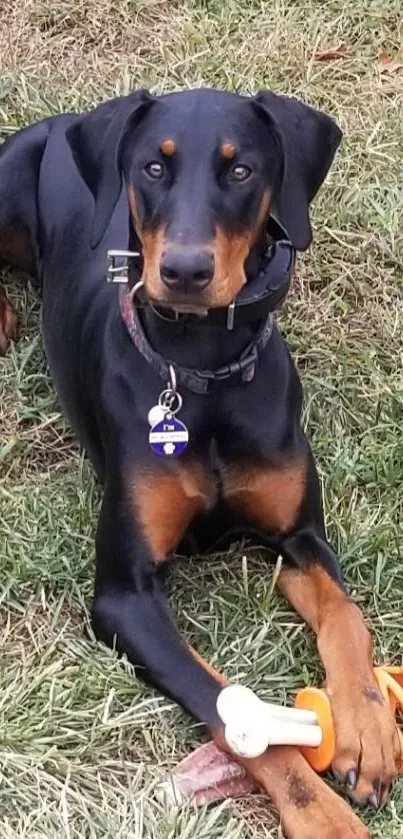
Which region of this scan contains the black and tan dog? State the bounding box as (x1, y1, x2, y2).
(0, 88, 400, 838)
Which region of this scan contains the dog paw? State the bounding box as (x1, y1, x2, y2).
(330, 681, 401, 807)
(0, 291, 17, 354)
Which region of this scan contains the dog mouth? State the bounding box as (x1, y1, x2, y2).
(149, 294, 210, 316)
(162, 301, 209, 316)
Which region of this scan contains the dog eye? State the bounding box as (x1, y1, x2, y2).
(144, 161, 165, 180)
(229, 164, 252, 182)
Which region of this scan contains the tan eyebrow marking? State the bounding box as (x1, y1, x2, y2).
(221, 142, 236, 160)
(160, 138, 177, 156)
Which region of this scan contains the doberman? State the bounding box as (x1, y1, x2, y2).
(0, 88, 400, 839)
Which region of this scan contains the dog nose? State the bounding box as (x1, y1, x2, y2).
(160, 248, 214, 293)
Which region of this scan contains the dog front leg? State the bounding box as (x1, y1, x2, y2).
(278, 532, 401, 807)
(91, 473, 370, 839)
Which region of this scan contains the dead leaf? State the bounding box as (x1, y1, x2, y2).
(377, 50, 403, 74)
(313, 43, 348, 62)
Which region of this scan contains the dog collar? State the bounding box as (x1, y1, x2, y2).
(119, 285, 274, 394)
(108, 217, 296, 331)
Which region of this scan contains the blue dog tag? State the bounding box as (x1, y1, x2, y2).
(149, 414, 189, 457)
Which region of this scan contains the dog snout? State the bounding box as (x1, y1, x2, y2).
(160, 247, 214, 293)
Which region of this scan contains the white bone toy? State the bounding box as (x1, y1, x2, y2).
(156, 686, 323, 807)
(216, 684, 322, 759)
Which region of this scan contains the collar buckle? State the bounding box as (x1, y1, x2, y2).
(226, 300, 236, 331)
(199, 343, 259, 383)
(107, 249, 140, 283)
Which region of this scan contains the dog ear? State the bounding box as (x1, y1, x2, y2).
(253, 91, 342, 251)
(66, 89, 154, 248)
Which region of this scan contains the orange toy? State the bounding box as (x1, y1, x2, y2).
(295, 665, 403, 773)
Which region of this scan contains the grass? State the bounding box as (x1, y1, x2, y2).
(0, 0, 403, 835)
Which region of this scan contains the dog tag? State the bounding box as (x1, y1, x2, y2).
(149, 414, 189, 457)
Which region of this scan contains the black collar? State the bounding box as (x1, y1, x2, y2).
(120, 286, 274, 394)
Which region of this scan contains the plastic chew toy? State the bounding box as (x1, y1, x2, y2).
(216, 684, 322, 759)
(157, 666, 403, 806)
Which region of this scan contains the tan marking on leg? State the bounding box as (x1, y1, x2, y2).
(130, 465, 215, 562)
(224, 460, 306, 533)
(0, 224, 35, 353)
(0, 288, 18, 355)
(187, 643, 228, 687)
(278, 564, 401, 805)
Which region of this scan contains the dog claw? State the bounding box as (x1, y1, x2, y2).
(368, 793, 379, 808)
(347, 769, 357, 789)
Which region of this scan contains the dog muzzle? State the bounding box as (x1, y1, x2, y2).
(107, 216, 296, 331)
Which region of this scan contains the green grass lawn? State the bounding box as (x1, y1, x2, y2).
(1, 1, 403, 836)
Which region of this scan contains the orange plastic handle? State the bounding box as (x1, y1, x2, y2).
(295, 666, 403, 773)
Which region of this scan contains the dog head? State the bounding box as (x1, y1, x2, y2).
(67, 87, 341, 312)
